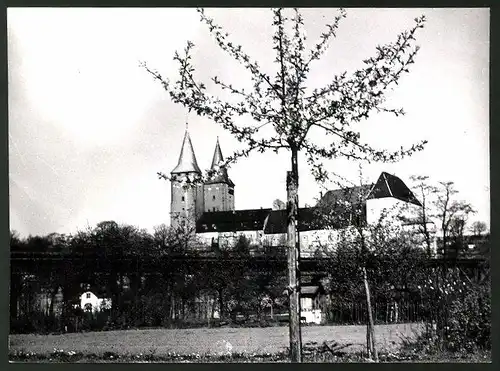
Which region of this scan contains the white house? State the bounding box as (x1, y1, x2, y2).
(300, 285, 325, 324)
(281, 284, 326, 324)
(79, 291, 112, 313)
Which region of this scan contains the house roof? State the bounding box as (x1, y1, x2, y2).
(205, 138, 235, 187)
(196, 208, 272, 233)
(282, 285, 323, 296)
(263, 207, 347, 234)
(197, 205, 364, 235)
(301, 286, 320, 296)
(81, 288, 108, 298)
(171, 128, 202, 174)
(318, 184, 374, 207)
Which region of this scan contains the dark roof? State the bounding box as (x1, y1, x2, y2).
(318, 184, 373, 207)
(368, 172, 421, 206)
(196, 209, 271, 233)
(317, 172, 421, 208)
(301, 286, 320, 296)
(263, 208, 341, 234)
(197, 205, 364, 235)
(282, 285, 325, 296)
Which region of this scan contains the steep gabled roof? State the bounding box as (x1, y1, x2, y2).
(368, 172, 421, 206)
(205, 138, 235, 187)
(196, 208, 271, 233)
(171, 128, 202, 174)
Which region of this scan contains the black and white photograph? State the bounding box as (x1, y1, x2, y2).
(8, 7, 490, 363)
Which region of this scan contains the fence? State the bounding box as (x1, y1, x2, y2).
(326, 300, 424, 325)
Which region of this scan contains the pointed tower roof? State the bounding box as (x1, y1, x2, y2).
(171, 126, 202, 174)
(205, 137, 234, 187)
(211, 137, 224, 169)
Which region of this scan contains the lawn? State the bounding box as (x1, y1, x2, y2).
(10, 323, 423, 358)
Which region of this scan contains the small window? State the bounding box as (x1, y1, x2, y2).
(181, 196, 185, 201)
(182, 208, 185, 211)
(86, 293, 91, 299)
(212, 195, 216, 201)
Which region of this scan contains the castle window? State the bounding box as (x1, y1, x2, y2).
(182, 196, 185, 201)
(228, 188, 234, 195)
(212, 195, 216, 201)
(86, 293, 91, 299)
(182, 208, 185, 211)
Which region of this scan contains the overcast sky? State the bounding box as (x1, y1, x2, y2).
(8, 8, 489, 237)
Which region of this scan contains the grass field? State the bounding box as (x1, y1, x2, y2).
(9, 323, 423, 357)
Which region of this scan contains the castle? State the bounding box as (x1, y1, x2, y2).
(170, 128, 433, 255)
(169, 128, 235, 230)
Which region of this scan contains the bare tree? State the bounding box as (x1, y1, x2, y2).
(471, 220, 488, 237)
(405, 175, 438, 257)
(434, 182, 475, 257)
(142, 8, 427, 361)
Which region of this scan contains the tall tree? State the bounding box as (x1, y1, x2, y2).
(406, 175, 438, 257)
(434, 182, 475, 257)
(142, 8, 427, 361)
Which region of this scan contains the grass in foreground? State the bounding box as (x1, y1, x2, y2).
(9, 323, 422, 356)
(9, 344, 491, 363)
(9, 323, 490, 363)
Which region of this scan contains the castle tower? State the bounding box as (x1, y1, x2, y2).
(170, 126, 204, 230)
(203, 138, 235, 212)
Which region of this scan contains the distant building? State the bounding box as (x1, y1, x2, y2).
(170, 129, 235, 232)
(79, 291, 111, 313)
(169, 128, 436, 254)
(299, 285, 326, 324)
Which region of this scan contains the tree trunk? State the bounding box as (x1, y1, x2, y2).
(286, 147, 302, 362)
(362, 266, 378, 362)
(218, 288, 224, 320)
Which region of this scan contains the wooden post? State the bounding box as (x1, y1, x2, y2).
(362, 266, 378, 361)
(286, 168, 302, 362)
